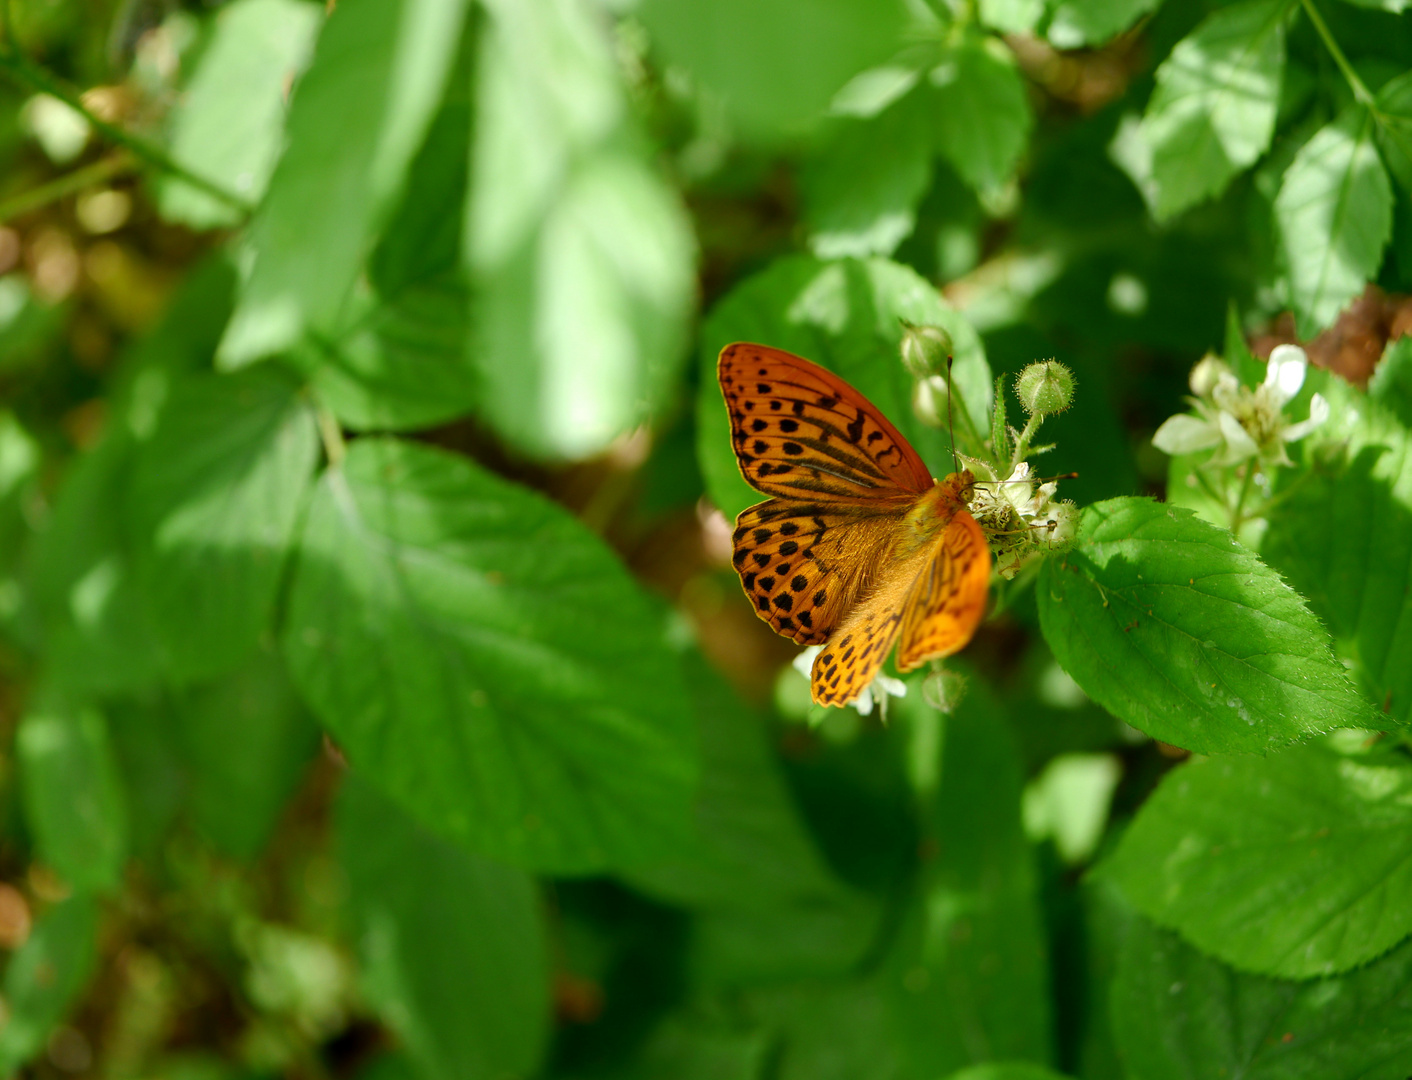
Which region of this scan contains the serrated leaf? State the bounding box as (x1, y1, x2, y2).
(127, 367, 319, 683)
(1103, 742, 1412, 978)
(339, 776, 549, 1080)
(928, 39, 1032, 193)
(1262, 383, 1412, 728)
(1045, 0, 1162, 48)
(1114, 914, 1412, 1080)
(1037, 497, 1373, 753)
(219, 0, 470, 365)
(1275, 106, 1393, 338)
(156, 0, 322, 228)
(696, 256, 991, 521)
(0, 897, 97, 1075)
(17, 703, 127, 892)
(1134, 0, 1288, 221)
(282, 437, 696, 872)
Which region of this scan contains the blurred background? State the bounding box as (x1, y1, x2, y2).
(0, 0, 1407, 1077)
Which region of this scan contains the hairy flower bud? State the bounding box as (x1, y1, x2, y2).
(900, 321, 953, 379)
(1014, 360, 1075, 416)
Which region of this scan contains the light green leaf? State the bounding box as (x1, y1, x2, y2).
(156, 0, 322, 228)
(1262, 383, 1412, 729)
(127, 367, 319, 683)
(1275, 106, 1393, 338)
(1133, 0, 1288, 221)
(979, 0, 1045, 35)
(695, 256, 991, 522)
(1114, 914, 1412, 1080)
(0, 897, 97, 1076)
(283, 438, 697, 872)
(339, 776, 549, 1080)
(1374, 70, 1412, 194)
(929, 38, 1032, 193)
(18, 703, 128, 892)
(638, 0, 909, 138)
(219, 0, 470, 365)
(1036, 497, 1373, 753)
(1046, 0, 1162, 47)
(1369, 333, 1412, 427)
(1103, 742, 1412, 978)
(802, 91, 932, 259)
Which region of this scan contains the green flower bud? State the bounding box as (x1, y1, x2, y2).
(1014, 360, 1075, 416)
(900, 321, 953, 379)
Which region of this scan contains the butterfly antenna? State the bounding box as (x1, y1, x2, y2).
(993, 471, 1079, 485)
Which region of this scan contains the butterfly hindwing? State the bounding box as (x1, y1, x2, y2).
(896, 510, 991, 670)
(719, 343, 934, 501)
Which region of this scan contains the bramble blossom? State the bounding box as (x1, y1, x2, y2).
(968, 461, 1079, 578)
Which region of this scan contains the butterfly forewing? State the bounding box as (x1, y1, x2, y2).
(896, 511, 991, 670)
(719, 343, 934, 501)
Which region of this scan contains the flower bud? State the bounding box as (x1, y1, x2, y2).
(1014, 360, 1075, 416)
(1188, 354, 1230, 398)
(900, 322, 953, 379)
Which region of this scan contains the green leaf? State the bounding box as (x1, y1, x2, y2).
(802, 92, 932, 259)
(928, 38, 1032, 193)
(0, 896, 98, 1076)
(283, 437, 697, 873)
(979, 0, 1045, 35)
(1131, 0, 1288, 221)
(127, 367, 319, 683)
(1262, 384, 1412, 729)
(696, 256, 991, 522)
(156, 0, 322, 228)
(1045, 0, 1162, 47)
(1375, 71, 1412, 194)
(178, 648, 320, 859)
(1036, 497, 1373, 753)
(339, 776, 549, 1080)
(105, 695, 188, 857)
(1368, 334, 1412, 427)
(17, 702, 128, 892)
(1114, 914, 1412, 1080)
(944, 1067, 1074, 1080)
(1275, 106, 1394, 338)
(637, 0, 909, 138)
(219, 0, 470, 365)
(1103, 742, 1412, 978)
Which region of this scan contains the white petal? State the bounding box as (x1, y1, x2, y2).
(1216, 410, 1259, 461)
(873, 673, 908, 700)
(1265, 344, 1307, 403)
(793, 646, 822, 679)
(1152, 414, 1222, 455)
(1281, 392, 1330, 442)
(854, 685, 874, 716)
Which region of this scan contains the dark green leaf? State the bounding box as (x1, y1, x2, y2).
(156, 0, 322, 228)
(1133, 0, 1288, 221)
(1262, 384, 1412, 728)
(127, 367, 319, 683)
(1368, 334, 1412, 427)
(929, 38, 1032, 193)
(1375, 71, 1412, 194)
(105, 694, 188, 858)
(219, 0, 469, 365)
(695, 256, 991, 521)
(339, 776, 549, 1080)
(18, 702, 127, 892)
(1103, 742, 1412, 978)
(283, 438, 697, 872)
(943, 1067, 1074, 1080)
(1045, 0, 1162, 47)
(1114, 912, 1412, 1079)
(0, 897, 98, 1075)
(1275, 107, 1393, 338)
(1037, 497, 1373, 753)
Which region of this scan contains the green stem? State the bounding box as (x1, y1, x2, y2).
(1300, 0, 1374, 107)
(315, 403, 346, 468)
(1010, 411, 1042, 472)
(1229, 463, 1258, 535)
(0, 150, 134, 222)
(0, 52, 255, 216)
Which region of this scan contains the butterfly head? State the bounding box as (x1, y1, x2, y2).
(936, 469, 977, 511)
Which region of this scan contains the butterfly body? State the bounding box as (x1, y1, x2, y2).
(718, 343, 990, 707)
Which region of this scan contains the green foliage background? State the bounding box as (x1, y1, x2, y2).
(0, 0, 1408, 1076)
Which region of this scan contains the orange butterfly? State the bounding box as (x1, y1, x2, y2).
(718, 342, 991, 708)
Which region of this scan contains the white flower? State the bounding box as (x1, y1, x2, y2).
(792, 646, 907, 718)
(970, 462, 1076, 578)
(1152, 344, 1329, 467)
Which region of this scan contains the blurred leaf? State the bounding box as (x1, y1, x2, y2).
(1103, 742, 1412, 978)
(127, 367, 319, 683)
(1045, 0, 1162, 48)
(632, 1010, 770, 1080)
(1037, 498, 1373, 753)
(0, 896, 97, 1076)
(1368, 334, 1412, 426)
(1113, 914, 1412, 1080)
(283, 438, 697, 872)
(1262, 384, 1412, 728)
(638, 0, 909, 138)
(1275, 106, 1393, 338)
(802, 91, 932, 259)
(696, 256, 991, 521)
(106, 694, 188, 857)
(467, 0, 695, 460)
(178, 648, 319, 859)
(1133, 0, 1288, 221)
(1375, 71, 1412, 193)
(156, 0, 322, 228)
(979, 0, 1045, 35)
(944, 1067, 1074, 1080)
(928, 38, 1032, 194)
(18, 702, 127, 892)
(0, 275, 65, 373)
(340, 776, 549, 1080)
(219, 0, 469, 365)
